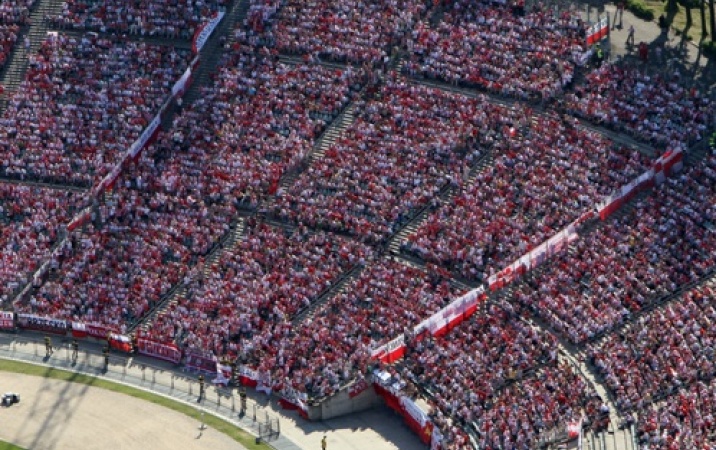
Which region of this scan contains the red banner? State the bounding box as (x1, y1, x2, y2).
(348, 378, 370, 398)
(136, 338, 181, 364)
(184, 352, 217, 374)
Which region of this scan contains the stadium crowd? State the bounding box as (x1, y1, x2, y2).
(560, 62, 714, 146)
(0, 33, 190, 186)
(245, 0, 427, 63)
(49, 0, 227, 38)
(148, 220, 371, 357)
(403, 114, 651, 280)
(244, 259, 465, 400)
(0, 23, 18, 67)
(271, 77, 528, 243)
(588, 284, 716, 414)
(0, 0, 34, 24)
(0, 183, 84, 305)
(512, 151, 716, 344)
(404, 1, 587, 99)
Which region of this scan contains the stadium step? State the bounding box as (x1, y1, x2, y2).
(275, 103, 357, 194)
(128, 219, 246, 334)
(292, 262, 366, 325)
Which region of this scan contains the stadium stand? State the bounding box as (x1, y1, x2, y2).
(404, 0, 588, 99)
(402, 114, 652, 281)
(0, 33, 191, 186)
(49, 0, 227, 38)
(0, 0, 714, 449)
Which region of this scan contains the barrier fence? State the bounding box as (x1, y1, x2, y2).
(0, 333, 283, 447)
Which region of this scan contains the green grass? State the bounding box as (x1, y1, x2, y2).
(644, 0, 714, 41)
(0, 360, 270, 450)
(0, 441, 26, 450)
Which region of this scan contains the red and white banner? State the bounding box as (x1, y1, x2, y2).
(136, 338, 181, 364)
(67, 208, 91, 232)
(171, 58, 196, 98)
(213, 362, 232, 386)
(371, 335, 405, 364)
(413, 287, 484, 339)
(129, 114, 161, 159)
(71, 322, 115, 340)
(348, 378, 370, 398)
(185, 352, 217, 374)
(373, 378, 439, 447)
(0, 311, 14, 330)
(109, 333, 133, 353)
(192, 11, 226, 54)
(238, 366, 259, 388)
(586, 16, 609, 45)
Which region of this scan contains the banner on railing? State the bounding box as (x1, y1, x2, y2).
(172, 63, 194, 98)
(67, 207, 92, 232)
(213, 362, 232, 386)
(185, 351, 217, 374)
(348, 378, 370, 398)
(238, 366, 259, 388)
(373, 374, 440, 447)
(136, 338, 181, 364)
(371, 335, 405, 364)
(129, 114, 161, 159)
(192, 11, 225, 54)
(71, 321, 115, 340)
(0, 311, 14, 330)
(17, 314, 68, 335)
(413, 287, 484, 339)
(109, 333, 133, 353)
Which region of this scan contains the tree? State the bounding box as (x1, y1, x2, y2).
(709, 0, 715, 41)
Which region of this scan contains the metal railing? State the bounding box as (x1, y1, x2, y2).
(0, 333, 289, 448)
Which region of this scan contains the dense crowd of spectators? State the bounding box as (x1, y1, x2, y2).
(513, 151, 716, 344)
(49, 0, 227, 38)
(560, 63, 713, 146)
(162, 44, 364, 208)
(242, 259, 465, 400)
(17, 179, 233, 331)
(404, 1, 587, 99)
(0, 23, 19, 67)
(588, 284, 715, 414)
(148, 220, 371, 356)
(271, 77, 529, 243)
(0, 0, 34, 24)
(0, 183, 84, 305)
(634, 377, 716, 450)
(0, 33, 190, 186)
(403, 114, 651, 280)
(245, 0, 427, 63)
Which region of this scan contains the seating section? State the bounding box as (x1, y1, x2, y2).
(513, 152, 716, 343)
(251, 259, 466, 400)
(148, 221, 371, 357)
(0, 24, 18, 67)
(50, 0, 227, 38)
(0, 33, 191, 186)
(271, 78, 529, 243)
(634, 378, 716, 450)
(588, 284, 715, 413)
(0, 0, 35, 24)
(561, 63, 713, 146)
(403, 115, 651, 280)
(159, 44, 364, 208)
(0, 183, 84, 305)
(246, 0, 427, 63)
(404, 1, 586, 99)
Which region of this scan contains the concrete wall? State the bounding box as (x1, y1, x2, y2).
(308, 382, 382, 420)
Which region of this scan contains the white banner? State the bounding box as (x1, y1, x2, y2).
(129, 115, 161, 158)
(0, 311, 14, 330)
(192, 11, 225, 53)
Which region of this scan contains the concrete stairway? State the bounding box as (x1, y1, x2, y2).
(132, 219, 246, 335)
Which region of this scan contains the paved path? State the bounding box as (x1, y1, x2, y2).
(0, 333, 422, 450)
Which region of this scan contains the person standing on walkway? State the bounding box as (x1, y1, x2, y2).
(321, 435, 327, 450)
(198, 374, 205, 403)
(626, 25, 635, 46)
(44, 336, 53, 357)
(71, 339, 79, 362)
